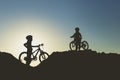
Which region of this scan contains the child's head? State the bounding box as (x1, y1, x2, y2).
(26, 35, 33, 41)
(75, 27, 79, 32)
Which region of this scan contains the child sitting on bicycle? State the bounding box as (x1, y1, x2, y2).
(24, 35, 40, 65)
(71, 27, 82, 51)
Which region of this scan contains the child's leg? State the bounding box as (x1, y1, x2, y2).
(75, 42, 78, 51)
(78, 40, 81, 51)
(26, 59, 31, 66)
(26, 52, 32, 66)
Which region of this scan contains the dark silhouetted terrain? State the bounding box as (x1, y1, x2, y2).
(0, 50, 120, 80)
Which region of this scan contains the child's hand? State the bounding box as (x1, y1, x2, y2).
(38, 44, 40, 47)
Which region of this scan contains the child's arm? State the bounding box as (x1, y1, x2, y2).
(70, 33, 75, 38)
(32, 44, 40, 47)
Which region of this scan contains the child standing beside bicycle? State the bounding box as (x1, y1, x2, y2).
(24, 35, 39, 65)
(71, 27, 82, 51)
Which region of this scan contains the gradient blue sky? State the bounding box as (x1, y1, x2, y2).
(0, 0, 120, 58)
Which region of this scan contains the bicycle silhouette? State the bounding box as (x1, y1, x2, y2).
(69, 40, 89, 51)
(19, 44, 49, 64)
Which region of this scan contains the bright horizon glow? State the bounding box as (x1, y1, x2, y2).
(0, 18, 69, 66)
(0, 18, 68, 58)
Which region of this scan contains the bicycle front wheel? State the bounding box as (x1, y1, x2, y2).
(19, 52, 27, 64)
(39, 52, 49, 62)
(69, 41, 76, 51)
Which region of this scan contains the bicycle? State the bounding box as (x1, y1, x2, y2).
(69, 40, 89, 51)
(19, 44, 49, 64)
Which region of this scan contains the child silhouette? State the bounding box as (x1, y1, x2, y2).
(24, 35, 39, 65)
(71, 27, 82, 51)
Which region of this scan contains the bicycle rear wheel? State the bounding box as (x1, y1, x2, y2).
(39, 52, 49, 62)
(19, 52, 28, 64)
(81, 41, 89, 50)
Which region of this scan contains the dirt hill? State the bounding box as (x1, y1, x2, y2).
(0, 50, 120, 80)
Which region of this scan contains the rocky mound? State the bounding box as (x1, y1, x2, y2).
(0, 50, 120, 80)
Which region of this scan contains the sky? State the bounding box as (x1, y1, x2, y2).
(0, 0, 120, 60)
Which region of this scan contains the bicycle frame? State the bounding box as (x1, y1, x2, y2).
(71, 40, 82, 46)
(32, 47, 41, 58)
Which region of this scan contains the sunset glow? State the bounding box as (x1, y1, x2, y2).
(0, 0, 120, 63)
